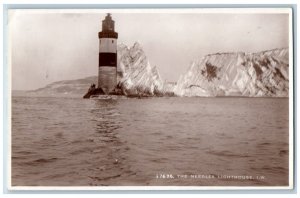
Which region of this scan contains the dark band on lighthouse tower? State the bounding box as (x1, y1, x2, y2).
(98, 13, 118, 94)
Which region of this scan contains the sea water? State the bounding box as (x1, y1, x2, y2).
(11, 96, 289, 186)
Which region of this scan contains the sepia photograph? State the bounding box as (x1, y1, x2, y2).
(7, 7, 293, 190)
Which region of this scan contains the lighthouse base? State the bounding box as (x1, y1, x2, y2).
(83, 84, 124, 99)
(83, 88, 105, 99)
(98, 67, 117, 94)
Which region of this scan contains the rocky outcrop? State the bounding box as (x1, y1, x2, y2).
(117, 42, 165, 96)
(175, 48, 289, 97)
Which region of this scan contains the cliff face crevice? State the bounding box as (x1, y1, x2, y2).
(175, 48, 289, 97)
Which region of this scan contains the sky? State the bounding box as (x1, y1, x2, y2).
(9, 9, 290, 90)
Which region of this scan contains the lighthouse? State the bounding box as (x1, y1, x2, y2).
(98, 13, 118, 94)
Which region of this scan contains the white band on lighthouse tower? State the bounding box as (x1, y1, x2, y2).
(99, 38, 117, 53)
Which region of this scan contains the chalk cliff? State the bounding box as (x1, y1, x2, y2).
(174, 48, 289, 97)
(117, 42, 165, 96)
